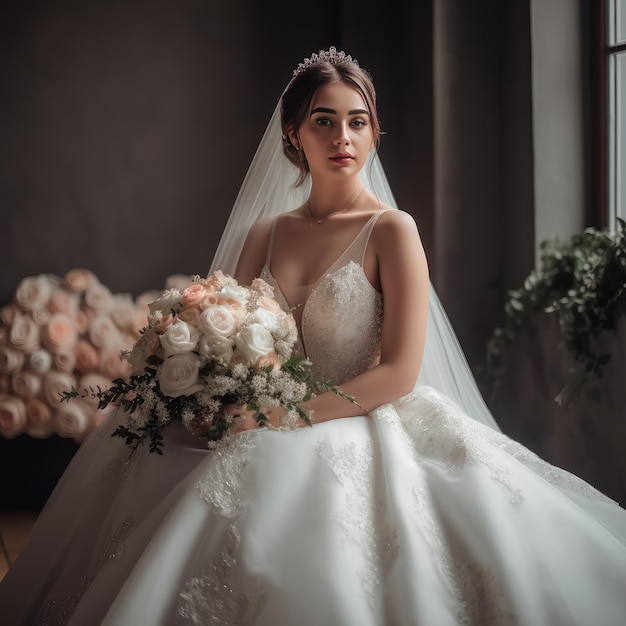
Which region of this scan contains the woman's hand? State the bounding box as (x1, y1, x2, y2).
(224, 404, 289, 434)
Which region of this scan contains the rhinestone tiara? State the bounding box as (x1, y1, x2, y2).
(292, 46, 359, 78)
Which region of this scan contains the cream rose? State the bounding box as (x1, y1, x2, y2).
(110, 296, 137, 331)
(15, 275, 54, 311)
(43, 371, 76, 407)
(29, 348, 53, 374)
(84, 282, 113, 314)
(257, 295, 281, 312)
(31, 308, 51, 326)
(197, 305, 238, 339)
(0, 346, 25, 374)
(158, 353, 203, 398)
(53, 349, 77, 373)
(125, 328, 160, 375)
(234, 323, 275, 366)
(64, 268, 95, 292)
(159, 320, 200, 358)
(10, 314, 41, 352)
(254, 351, 282, 371)
(252, 307, 282, 333)
(11, 370, 42, 398)
(0, 394, 27, 438)
(148, 289, 183, 316)
(177, 307, 200, 326)
(54, 400, 92, 440)
(89, 315, 122, 349)
(198, 335, 235, 364)
(43, 313, 77, 351)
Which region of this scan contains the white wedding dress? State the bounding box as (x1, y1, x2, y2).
(2, 212, 626, 626)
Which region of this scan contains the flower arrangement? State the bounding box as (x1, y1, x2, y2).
(62, 271, 352, 455)
(0, 269, 151, 441)
(482, 219, 626, 406)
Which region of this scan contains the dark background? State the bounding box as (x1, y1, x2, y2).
(4, 1, 622, 507)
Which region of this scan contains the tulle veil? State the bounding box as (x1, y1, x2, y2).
(211, 101, 500, 431)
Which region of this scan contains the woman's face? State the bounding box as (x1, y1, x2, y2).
(293, 81, 374, 181)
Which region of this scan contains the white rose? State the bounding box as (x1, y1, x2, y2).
(158, 353, 203, 398)
(159, 320, 200, 358)
(84, 282, 113, 314)
(29, 349, 53, 375)
(10, 314, 41, 352)
(148, 289, 183, 316)
(252, 306, 282, 333)
(11, 371, 42, 398)
(54, 399, 92, 440)
(197, 305, 238, 339)
(199, 335, 235, 364)
(89, 315, 123, 349)
(234, 323, 275, 366)
(219, 285, 249, 305)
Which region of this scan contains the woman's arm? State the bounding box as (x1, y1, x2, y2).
(231, 210, 430, 430)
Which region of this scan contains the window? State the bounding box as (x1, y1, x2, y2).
(607, 1, 626, 228)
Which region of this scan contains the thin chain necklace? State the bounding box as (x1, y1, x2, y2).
(307, 187, 365, 225)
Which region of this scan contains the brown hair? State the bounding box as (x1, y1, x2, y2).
(280, 59, 381, 186)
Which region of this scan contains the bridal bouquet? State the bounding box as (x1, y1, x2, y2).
(62, 271, 349, 454)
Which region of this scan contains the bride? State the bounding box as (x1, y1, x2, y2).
(1, 47, 626, 626)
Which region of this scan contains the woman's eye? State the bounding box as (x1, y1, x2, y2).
(351, 119, 367, 127)
(315, 118, 332, 126)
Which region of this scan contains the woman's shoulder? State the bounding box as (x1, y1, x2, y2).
(373, 208, 420, 241)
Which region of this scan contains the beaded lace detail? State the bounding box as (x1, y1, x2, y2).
(178, 524, 267, 626)
(316, 439, 399, 604)
(34, 517, 133, 625)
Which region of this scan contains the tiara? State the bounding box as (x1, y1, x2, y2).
(292, 46, 359, 78)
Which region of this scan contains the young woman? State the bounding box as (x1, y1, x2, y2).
(1, 47, 625, 626)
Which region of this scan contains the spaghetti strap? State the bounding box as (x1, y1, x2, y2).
(348, 209, 389, 267)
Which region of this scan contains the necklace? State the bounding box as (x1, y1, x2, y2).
(307, 187, 365, 224)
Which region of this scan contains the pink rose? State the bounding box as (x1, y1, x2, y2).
(25, 397, 54, 438)
(9, 315, 41, 352)
(0, 375, 10, 394)
(64, 269, 95, 292)
(257, 296, 281, 312)
(89, 316, 122, 349)
(154, 313, 175, 335)
(75, 310, 90, 334)
(0, 303, 20, 326)
(100, 349, 130, 380)
(0, 346, 25, 374)
(53, 349, 77, 373)
(15, 275, 54, 311)
(48, 290, 79, 317)
(43, 313, 77, 351)
(182, 283, 207, 307)
(254, 352, 282, 371)
(198, 293, 221, 310)
(177, 307, 200, 326)
(74, 340, 100, 373)
(0, 395, 27, 438)
(84, 282, 113, 314)
(11, 370, 42, 398)
(43, 371, 76, 407)
(54, 400, 92, 440)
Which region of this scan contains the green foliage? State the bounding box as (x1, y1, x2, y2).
(484, 218, 626, 407)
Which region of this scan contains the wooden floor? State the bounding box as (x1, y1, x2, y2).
(0, 511, 38, 583)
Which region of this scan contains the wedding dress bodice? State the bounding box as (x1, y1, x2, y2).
(260, 212, 384, 385)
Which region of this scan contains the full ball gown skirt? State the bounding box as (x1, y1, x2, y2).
(2, 215, 626, 624)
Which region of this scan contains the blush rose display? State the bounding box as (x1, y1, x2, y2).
(62, 271, 355, 456)
(0, 269, 154, 441)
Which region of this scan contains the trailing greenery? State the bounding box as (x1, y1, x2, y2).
(483, 218, 626, 407)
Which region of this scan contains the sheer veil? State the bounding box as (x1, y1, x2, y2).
(211, 99, 500, 431)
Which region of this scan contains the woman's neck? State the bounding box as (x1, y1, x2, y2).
(306, 181, 365, 221)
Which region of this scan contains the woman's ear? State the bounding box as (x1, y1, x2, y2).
(288, 131, 300, 150)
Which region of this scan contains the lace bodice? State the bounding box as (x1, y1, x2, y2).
(260, 212, 385, 385)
